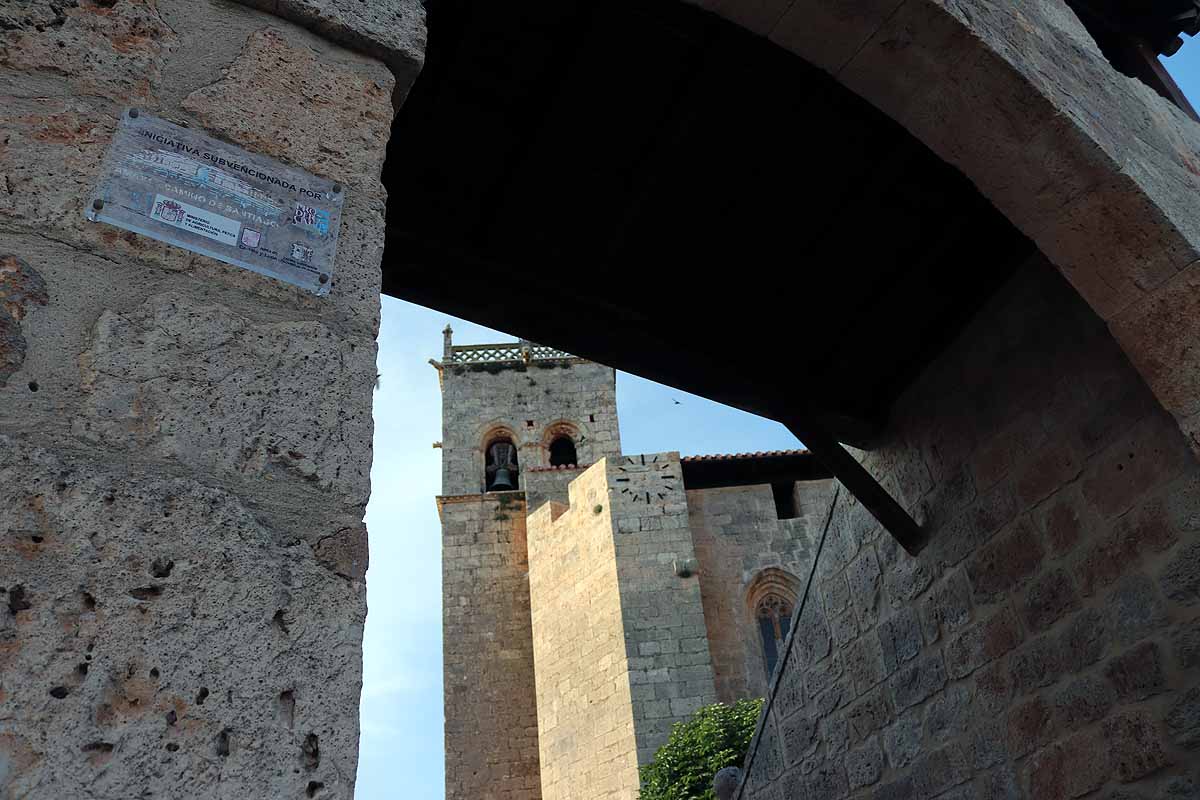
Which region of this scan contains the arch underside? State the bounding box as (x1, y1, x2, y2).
(383, 0, 1200, 459)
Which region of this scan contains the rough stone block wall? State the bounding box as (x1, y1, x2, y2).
(440, 493, 542, 800)
(0, 0, 421, 796)
(439, 360, 620, 496)
(737, 257, 1200, 798)
(688, 480, 833, 704)
(607, 453, 720, 766)
(527, 461, 640, 800)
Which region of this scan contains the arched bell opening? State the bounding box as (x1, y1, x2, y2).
(484, 436, 519, 492)
(548, 435, 577, 468)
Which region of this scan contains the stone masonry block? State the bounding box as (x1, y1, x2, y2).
(845, 737, 883, 790)
(75, 293, 376, 508)
(921, 568, 972, 643)
(0, 437, 364, 799)
(1020, 567, 1080, 633)
(1081, 413, 1191, 519)
(926, 682, 973, 745)
(1161, 540, 1200, 606)
(1107, 573, 1169, 645)
(1104, 640, 1167, 702)
(1172, 618, 1200, 669)
(887, 652, 947, 712)
(1015, 440, 1081, 506)
(1076, 499, 1178, 597)
(1104, 709, 1171, 782)
(846, 633, 885, 696)
(1060, 606, 1113, 673)
(846, 686, 891, 743)
(878, 606, 923, 675)
(1027, 729, 1110, 799)
(1052, 673, 1115, 729)
(1009, 635, 1064, 696)
(944, 607, 1021, 680)
(845, 548, 882, 628)
(882, 709, 922, 770)
(1007, 695, 1055, 759)
(966, 516, 1044, 602)
(1166, 687, 1200, 750)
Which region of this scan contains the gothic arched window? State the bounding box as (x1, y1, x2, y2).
(548, 435, 577, 467)
(745, 568, 800, 683)
(756, 594, 793, 680)
(485, 437, 519, 491)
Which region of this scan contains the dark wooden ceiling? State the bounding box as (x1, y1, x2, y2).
(381, 0, 1035, 446)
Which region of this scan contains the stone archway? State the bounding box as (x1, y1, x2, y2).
(688, 0, 1200, 454)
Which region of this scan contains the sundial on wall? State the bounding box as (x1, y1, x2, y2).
(614, 455, 676, 504)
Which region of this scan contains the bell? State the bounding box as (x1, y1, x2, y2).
(491, 467, 515, 490)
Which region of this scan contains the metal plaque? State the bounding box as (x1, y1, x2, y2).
(86, 109, 345, 295)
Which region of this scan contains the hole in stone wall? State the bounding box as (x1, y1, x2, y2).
(7, 585, 31, 614)
(306, 782, 324, 798)
(279, 689, 296, 729)
(49, 686, 69, 699)
(771, 482, 799, 520)
(196, 687, 209, 705)
(272, 609, 290, 635)
(216, 728, 231, 757)
(81, 591, 96, 610)
(150, 558, 174, 578)
(76, 663, 88, 677)
(27, 381, 37, 392)
(166, 710, 177, 725)
(166, 742, 179, 752)
(302, 733, 320, 770)
(589, 414, 595, 422)
(128, 586, 162, 601)
(150, 667, 159, 679)
(82, 742, 113, 754)
(30, 535, 43, 544)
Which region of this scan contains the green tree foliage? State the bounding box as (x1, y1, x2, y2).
(638, 698, 763, 800)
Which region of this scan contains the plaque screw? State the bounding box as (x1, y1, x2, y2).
(332, 184, 342, 194)
(318, 273, 330, 285)
(129, 107, 140, 119)
(92, 198, 104, 211)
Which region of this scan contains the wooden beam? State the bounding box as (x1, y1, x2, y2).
(784, 418, 926, 555)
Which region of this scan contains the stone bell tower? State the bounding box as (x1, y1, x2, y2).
(433, 329, 620, 800)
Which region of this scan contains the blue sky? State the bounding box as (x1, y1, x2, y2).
(355, 49, 1200, 799)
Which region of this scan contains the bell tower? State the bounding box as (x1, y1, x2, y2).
(434, 326, 621, 497)
(433, 329, 621, 800)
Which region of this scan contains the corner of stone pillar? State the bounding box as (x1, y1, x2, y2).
(0, 0, 425, 796)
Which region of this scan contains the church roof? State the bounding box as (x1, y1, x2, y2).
(681, 449, 810, 463)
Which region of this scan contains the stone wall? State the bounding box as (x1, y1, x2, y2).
(607, 453, 719, 765)
(735, 256, 1200, 798)
(528, 453, 720, 799)
(0, 0, 421, 796)
(688, 480, 833, 704)
(439, 359, 620, 496)
(440, 492, 542, 800)
(527, 462, 640, 800)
